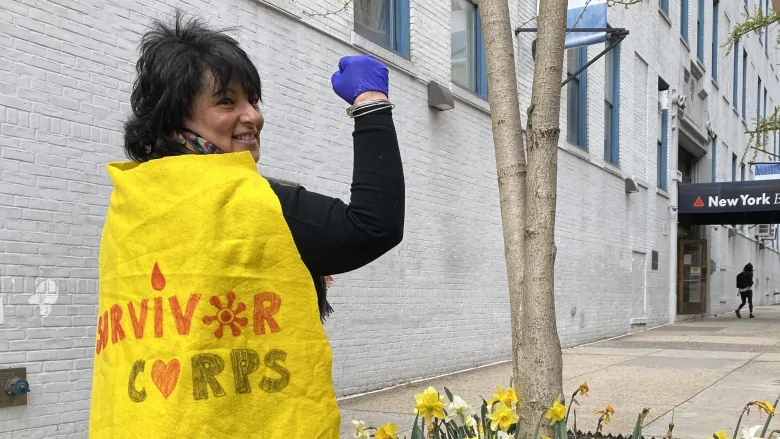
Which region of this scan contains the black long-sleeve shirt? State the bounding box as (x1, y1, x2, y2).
(268, 108, 404, 320)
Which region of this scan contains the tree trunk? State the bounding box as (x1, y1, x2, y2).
(518, 0, 567, 433)
(477, 0, 527, 412)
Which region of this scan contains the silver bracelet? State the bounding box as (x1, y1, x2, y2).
(346, 98, 393, 117)
(348, 103, 395, 118)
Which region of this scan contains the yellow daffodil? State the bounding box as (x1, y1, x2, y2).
(413, 386, 446, 423)
(578, 382, 590, 397)
(713, 430, 727, 439)
(545, 396, 566, 425)
(375, 422, 398, 439)
(753, 400, 776, 416)
(542, 436, 553, 439)
(488, 402, 520, 432)
(490, 385, 519, 406)
(595, 404, 615, 424)
(351, 420, 370, 439)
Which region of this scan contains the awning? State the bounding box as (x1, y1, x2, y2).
(678, 179, 780, 225)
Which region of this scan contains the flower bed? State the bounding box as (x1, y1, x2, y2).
(350, 381, 779, 439)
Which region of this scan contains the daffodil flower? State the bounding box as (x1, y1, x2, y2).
(578, 382, 590, 397)
(351, 420, 370, 439)
(446, 395, 477, 427)
(413, 386, 446, 423)
(375, 422, 398, 439)
(713, 430, 727, 439)
(754, 400, 776, 416)
(545, 396, 567, 425)
(490, 385, 519, 406)
(594, 404, 615, 425)
(488, 402, 520, 432)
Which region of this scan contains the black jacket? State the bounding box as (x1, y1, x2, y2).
(736, 271, 754, 290)
(268, 108, 404, 321)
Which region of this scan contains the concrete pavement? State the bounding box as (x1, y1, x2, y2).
(337, 306, 780, 438)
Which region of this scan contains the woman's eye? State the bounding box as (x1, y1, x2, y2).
(217, 98, 235, 106)
(249, 98, 259, 107)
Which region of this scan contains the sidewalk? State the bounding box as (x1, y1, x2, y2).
(338, 306, 780, 438)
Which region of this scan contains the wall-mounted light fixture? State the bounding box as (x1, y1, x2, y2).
(427, 80, 455, 111)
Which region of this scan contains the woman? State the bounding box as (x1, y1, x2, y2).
(736, 263, 754, 318)
(89, 11, 404, 438)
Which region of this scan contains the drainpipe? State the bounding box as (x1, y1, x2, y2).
(667, 88, 681, 323)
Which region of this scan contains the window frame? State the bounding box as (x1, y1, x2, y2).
(696, 0, 705, 62)
(604, 36, 621, 166)
(741, 49, 748, 119)
(681, 0, 689, 42)
(567, 46, 589, 150)
(450, 0, 487, 99)
(733, 39, 740, 110)
(354, 0, 411, 59)
(712, 0, 719, 80)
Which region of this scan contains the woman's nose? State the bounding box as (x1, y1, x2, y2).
(241, 102, 264, 128)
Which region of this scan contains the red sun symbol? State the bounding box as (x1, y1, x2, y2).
(202, 292, 248, 339)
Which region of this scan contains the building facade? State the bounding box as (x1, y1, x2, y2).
(0, 0, 779, 436)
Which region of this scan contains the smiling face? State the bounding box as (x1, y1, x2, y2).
(184, 74, 264, 162)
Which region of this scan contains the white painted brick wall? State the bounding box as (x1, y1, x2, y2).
(2, 0, 780, 436)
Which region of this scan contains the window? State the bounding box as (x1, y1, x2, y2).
(567, 47, 588, 149)
(760, 0, 765, 46)
(658, 78, 669, 190)
(682, 0, 689, 42)
(711, 137, 717, 182)
(742, 50, 747, 119)
(712, 1, 719, 80)
(451, 0, 487, 99)
(757, 76, 762, 126)
(741, 164, 746, 181)
(732, 153, 738, 181)
(733, 39, 739, 109)
(765, 0, 770, 53)
(660, 0, 669, 14)
(763, 87, 768, 144)
(604, 38, 621, 165)
(355, 0, 410, 58)
(697, 0, 705, 61)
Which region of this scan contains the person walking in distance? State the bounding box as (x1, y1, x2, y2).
(736, 263, 755, 318)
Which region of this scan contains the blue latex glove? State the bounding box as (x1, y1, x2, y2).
(331, 55, 389, 105)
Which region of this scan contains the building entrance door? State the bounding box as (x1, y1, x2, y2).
(677, 239, 708, 314)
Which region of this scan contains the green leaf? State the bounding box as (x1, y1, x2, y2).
(572, 409, 579, 439)
(509, 375, 514, 389)
(412, 414, 424, 439)
(532, 413, 543, 439)
(445, 386, 455, 403)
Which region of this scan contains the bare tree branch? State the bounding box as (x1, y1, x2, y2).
(298, 0, 354, 18)
(740, 106, 780, 166)
(724, 6, 780, 54)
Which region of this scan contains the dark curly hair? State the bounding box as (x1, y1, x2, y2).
(124, 10, 262, 162)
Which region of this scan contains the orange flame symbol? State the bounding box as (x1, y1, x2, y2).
(151, 262, 166, 291)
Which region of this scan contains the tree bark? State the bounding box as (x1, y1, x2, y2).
(518, 0, 567, 433)
(477, 0, 527, 412)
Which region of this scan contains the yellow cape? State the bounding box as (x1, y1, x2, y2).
(89, 152, 340, 438)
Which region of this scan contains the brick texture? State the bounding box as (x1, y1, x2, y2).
(1, 0, 780, 436)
